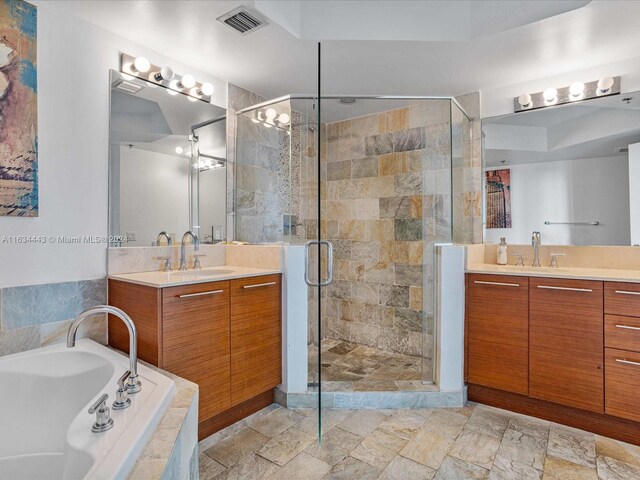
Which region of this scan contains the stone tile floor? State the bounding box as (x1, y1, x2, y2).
(198, 402, 640, 479)
(308, 339, 435, 392)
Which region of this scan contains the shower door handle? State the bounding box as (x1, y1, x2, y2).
(304, 240, 333, 287)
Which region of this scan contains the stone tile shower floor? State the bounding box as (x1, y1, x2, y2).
(308, 338, 435, 392)
(198, 402, 640, 479)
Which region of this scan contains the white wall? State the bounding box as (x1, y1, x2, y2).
(118, 147, 189, 246)
(484, 156, 631, 246)
(0, 2, 227, 288)
(630, 143, 640, 245)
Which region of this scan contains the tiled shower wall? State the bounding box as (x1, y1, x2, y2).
(317, 101, 457, 357)
(0, 279, 107, 356)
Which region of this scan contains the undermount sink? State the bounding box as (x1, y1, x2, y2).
(170, 269, 235, 278)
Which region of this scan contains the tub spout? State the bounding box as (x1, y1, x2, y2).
(67, 305, 142, 393)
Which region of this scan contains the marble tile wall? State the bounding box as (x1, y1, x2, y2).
(107, 244, 226, 275)
(316, 100, 456, 358)
(227, 84, 266, 242)
(0, 278, 108, 357)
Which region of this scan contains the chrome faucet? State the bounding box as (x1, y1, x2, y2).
(180, 231, 200, 270)
(532, 231, 541, 267)
(67, 305, 141, 394)
(156, 231, 172, 246)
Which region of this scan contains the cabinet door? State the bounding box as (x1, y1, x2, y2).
(529, 277, 604, 413)
(605, 348, 640, 422)
(162, 281, 231, 422)
(230, 274, 281, 405)
(466, 274, 529, 395)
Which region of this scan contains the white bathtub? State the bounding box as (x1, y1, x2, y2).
(0, 339, 175, 480)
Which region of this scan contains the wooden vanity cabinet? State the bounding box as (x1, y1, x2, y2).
(230, 275, 282, 405)
(465, 273, 640, 445)
(108, 274, 282, 438)
(529, 277, 604, 413)
(162, 281, 231, 421)
(465, 274, 529, 395)
(604, 282, 640, 422)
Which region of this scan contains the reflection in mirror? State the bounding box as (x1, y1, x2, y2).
(192, 117, 227, 244)
(483, 90, 640, 246)
(108, 70, 226, 246)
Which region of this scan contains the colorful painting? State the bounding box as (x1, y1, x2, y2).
(0, 0, 37, 216)
(485, 169, 511, 228)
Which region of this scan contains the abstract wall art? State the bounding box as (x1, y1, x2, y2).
(0, 0, 37, 216)
(485, 168, 512, 228)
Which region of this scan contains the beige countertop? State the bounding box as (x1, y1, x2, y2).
(109, 265, 281, 288)
(467, 263, 640, 283)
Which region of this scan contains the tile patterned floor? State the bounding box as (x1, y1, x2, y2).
(198, 402, 640, 479)
(308, 339, 435, 392)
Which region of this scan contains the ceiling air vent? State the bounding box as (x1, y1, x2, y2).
(217, 7, 268, 36)
(112, 78, 143, 94)
(616, 146, 629, 154)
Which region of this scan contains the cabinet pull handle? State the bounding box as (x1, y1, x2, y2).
(616, 358, 640, 367)
(615, 324, 640, 331)
(615, 290, 640, 296)
(178, 289, 224, 298)
(473, 280, 520, 287)
(243, 281, 277, 289)
(537, 285, 593, 292)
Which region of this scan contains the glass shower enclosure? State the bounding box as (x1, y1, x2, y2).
(234, 95, 473, 398)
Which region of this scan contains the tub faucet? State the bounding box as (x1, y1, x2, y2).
(179, 230, 200, 270)
(532, 231, 541, 267)
(67, 305, 141, 394)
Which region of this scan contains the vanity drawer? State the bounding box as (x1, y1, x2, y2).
(605, 348, 640, 422)
(605, 315, 640, 352)
(605, 282, 640, 318)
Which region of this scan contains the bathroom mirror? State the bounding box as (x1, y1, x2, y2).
(482, 89, 640, 246)
(108, 70, 226, 247)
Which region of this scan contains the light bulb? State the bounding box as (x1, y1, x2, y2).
(278, 113, 290, 124)
(543, 87, 557, 102)
(168, 79, 180, 95)
(180, 74, 196, 89)
(200, 82, 214, 96)
(597, 76, 614, 94)
(175, 146, 184, 155)
(133, 56, 150, 73)
(265, 108, 277, 120)
(518, 93, 532, 108)
(154, 66, 174, 82)
(570, 82, 585, 97)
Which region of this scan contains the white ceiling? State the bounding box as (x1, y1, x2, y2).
(50, 0, 640, 107)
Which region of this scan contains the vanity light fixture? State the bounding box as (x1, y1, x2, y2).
(569, 81, 585, 98)
(517, 93, 532, 109)
(178, 74, 196, 90)
(278, 113, 290, 124)
(514, 76, 620, 112)
(543, 87, 558, 103)
(120, 53, 214, 103)
(132, 56, 150, 73)
(265, 108, 277, 120)
(199, 83, 215, 96)
(153, 66, 174, 82)
(597, 76, 615, 94)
